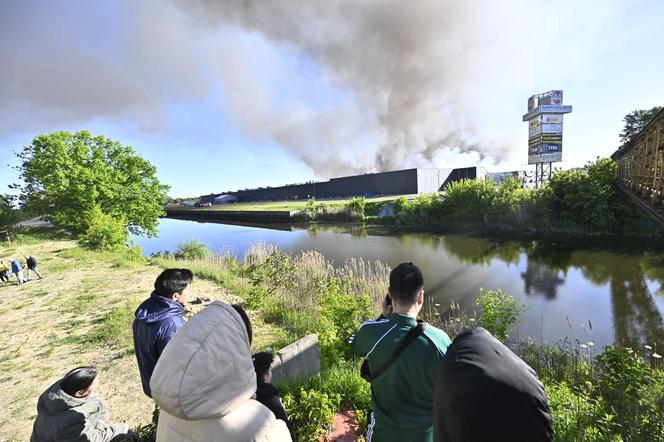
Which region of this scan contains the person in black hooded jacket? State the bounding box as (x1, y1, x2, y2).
(252, 351, 294, 439)
(434, 327, 553, 442)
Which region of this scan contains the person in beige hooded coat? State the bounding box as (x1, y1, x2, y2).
(150, 301, 291, 442)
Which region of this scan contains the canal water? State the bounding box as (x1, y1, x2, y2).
(131, 217, 664, 351)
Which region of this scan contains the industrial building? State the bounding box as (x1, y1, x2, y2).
(200, 167, 486, 204)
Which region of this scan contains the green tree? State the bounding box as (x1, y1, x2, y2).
(0, 194, 21, 232)
(15, 131, 169, 236)
(619, 106, 662, 147)
(79, 204, 127, 251)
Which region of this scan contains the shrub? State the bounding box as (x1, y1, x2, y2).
(318, 279, 373, 364)
(79, 205, 127, 251)
(124, 241, 145, 262)
(175, 240, 211, 260)
(282, 388, 340, 440)
(476, 288, 525, 341)
(595, 346, 664, 439)
(345, 197, 366, 219)
(440, 178, 498, 220)
(546, 381, 614, 441)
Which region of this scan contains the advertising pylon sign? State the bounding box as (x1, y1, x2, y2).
(523, 90, 572, 186)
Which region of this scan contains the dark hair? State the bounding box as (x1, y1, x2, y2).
(232, 304, 253, 345)
(252, 351, 274, 380)
(154, 268, 193, 298)
(61, 366, 97, 396)
(389, 262, 424, 304)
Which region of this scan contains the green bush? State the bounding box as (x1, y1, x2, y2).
(387, 158, 660, 236)
(595, 346, 664, 440)
(318, 279, 373, 364)
(282, 388, 340, 440)
(546, 382, 614, 441)
(175, 240, 211, 260)
(476, 288, 525, 341)
(79, 205, 128, 251)
(280, 360, 371, 440)
(345, 197, 366, 219)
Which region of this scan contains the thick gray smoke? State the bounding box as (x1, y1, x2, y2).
(1, 0, 554, 175)
(180, 0, 525, 173)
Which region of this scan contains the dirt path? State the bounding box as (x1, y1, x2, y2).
(0, 238, 256, 441)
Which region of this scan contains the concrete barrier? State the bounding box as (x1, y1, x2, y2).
(271, 334, 321, 385)
(165, 208, 295, 223)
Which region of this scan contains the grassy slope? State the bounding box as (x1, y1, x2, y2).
(166, 195, 409, 212)
(0, 236, 281, 441)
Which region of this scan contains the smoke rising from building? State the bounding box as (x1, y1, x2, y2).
(1, 0, 594, 176)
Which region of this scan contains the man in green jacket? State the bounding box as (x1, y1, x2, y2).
(350, 262, 451, 442)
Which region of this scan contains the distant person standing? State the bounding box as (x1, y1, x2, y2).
(25, 255, 42, 280)
(9, 257, 26, 284)
(0, 260, 10, 283)
(133, 268, 193, 397)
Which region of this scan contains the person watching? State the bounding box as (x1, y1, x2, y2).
(433, 327, 553, 442)
(132, 268, 193, 397)
(149, 302, 291, 441)
(350, 262, 452, 442)
(31, 366, 136, 441)
(252, 351, 293, 438)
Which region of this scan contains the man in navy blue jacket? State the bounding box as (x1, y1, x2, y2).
(133, 268, 193, 397)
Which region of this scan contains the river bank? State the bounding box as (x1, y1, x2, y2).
(0, 231, 280, 441)
(4, 230, 664, 440)
(151, 239, 664, 441)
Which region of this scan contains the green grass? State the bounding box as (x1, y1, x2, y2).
(84, 302, 135, 350)
(166, 195, 408, 212)
(71, 292, 97, 314)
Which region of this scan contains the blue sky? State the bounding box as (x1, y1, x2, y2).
(1, 0, 663, 197)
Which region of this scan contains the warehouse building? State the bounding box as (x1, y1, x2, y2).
(200, 166, 486, 204)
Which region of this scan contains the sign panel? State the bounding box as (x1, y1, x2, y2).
(529, 133, 563, 146)
(550, 90, 563, 105)
(539, 143, 562, 153)
(529, 143, 562, 155)
(539, 104, 572, 113)
(522, 105, 572, 121)
(528, 152, 562, 164)
(542, 114, 563, 124)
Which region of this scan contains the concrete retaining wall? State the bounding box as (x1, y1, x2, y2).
(165, 209, 295, 223)
(271, 334, 321, 385)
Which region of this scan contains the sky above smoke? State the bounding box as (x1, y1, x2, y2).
(1, 0, 663, 196)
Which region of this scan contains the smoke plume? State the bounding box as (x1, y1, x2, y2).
(179, 0, 538, 173)
(1, 0, 569, 175)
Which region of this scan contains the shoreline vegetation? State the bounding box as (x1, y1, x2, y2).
(153, 239, 664, 441)
(3, 231, 664, 441)
(168, 159, 664, 238)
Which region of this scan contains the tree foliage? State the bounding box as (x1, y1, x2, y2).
(79, 205, 128, 251)
(16, 131, 169, 236)
(619, 106, 662, 147)
(0, 194, 21, 231)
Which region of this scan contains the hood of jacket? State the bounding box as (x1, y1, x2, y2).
(32, 379, 106, 441)
(37, 380, 94, 414)
(135, 292, 184, 325)
(150, 301, 256, 421)
(434, 327, 553, 442)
